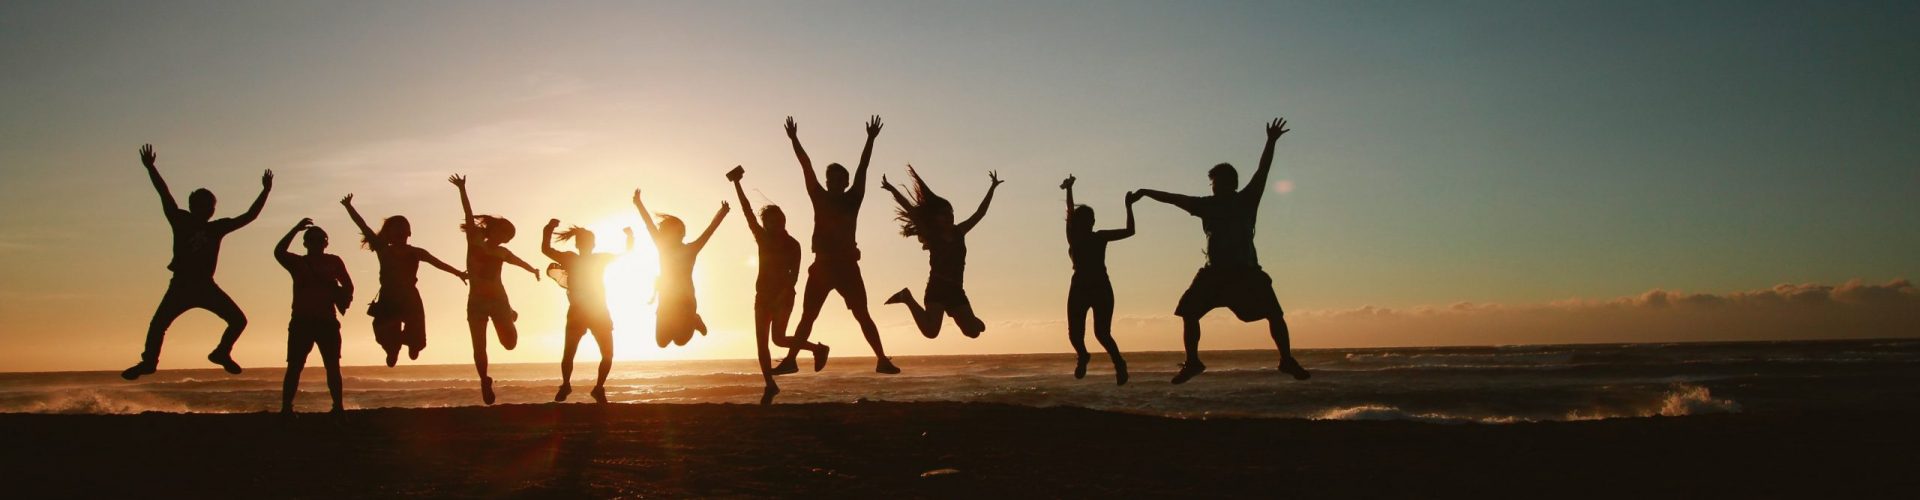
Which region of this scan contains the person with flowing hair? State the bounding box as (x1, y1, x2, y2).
(341, 194, 468, 367)
(542, 219, 631, 404)
(631, 189, 729, 348)
(879, 166, 1003, 340)
(448, 174, 540, 404)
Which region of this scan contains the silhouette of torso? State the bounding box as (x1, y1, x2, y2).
(926, 233, 967, 286)
(809, 190, 861, 258)
(1185, 192, 1260, 269)
(167, 213, 237, 278)
(757, 231, 802, 293)
(1067, 231, 1108, 274)
(376, 245, 423, 290)
(281, 253, 348, 320)
(655, 237, 698, 292)
(557, 252, 614, 316)
(466, 242, 506, 298)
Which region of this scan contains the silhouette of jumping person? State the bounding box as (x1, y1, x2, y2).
(123, 144, 272, 380)
(543, 220, 631, 404)
(448, 175, 539, 405)
(776, 116, 898, 374)
(727, 166, 828, 405)
(631, 189, 728, 348)
(1060, 175, 1137, 385)
(340, 195, 468, 367)
(879, 167, 1002, 339)
(1135, 118, 1309, 384)
(274, 218, 352, 414)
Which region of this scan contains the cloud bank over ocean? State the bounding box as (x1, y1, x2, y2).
(1287, 279, 1920, 347)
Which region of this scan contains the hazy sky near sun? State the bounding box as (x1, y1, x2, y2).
(1, 1, 1916, 372)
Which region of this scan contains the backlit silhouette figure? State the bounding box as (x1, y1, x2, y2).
(632, 189, 728, 348)
(1135, 118, 1309, 384)
(274, 218, 352, 414)
(543, 220, 631, 404)
(1061, 175, 1136, 384)
(728, 166, 827, 405)
(123, 144, 272, 380)
(777, 116, 898, 374)
(880, 167, 1002, 339)
(449, 174, 539, 405)
(341, 195, 468, 367)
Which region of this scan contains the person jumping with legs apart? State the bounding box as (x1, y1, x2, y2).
(543, 220, 630, 404)
(341, 195, 468, 368)
(1060, 175, 1137, 385)
(632, 189, 729, 348)
(1134, 117, 1310, 384)
(124, 144, 272, 380)
(776, 115, 898, 374)
(449, 174, 540, 405)
(274, 218, 352, 414)
(728, 166, 826, 404)
(879, 166, 1002, 340)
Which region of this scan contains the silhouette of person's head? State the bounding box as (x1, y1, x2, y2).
(825, 163, 850, 193)
(370, 216, 411, 247)
(467, 215, 516, 245)
(556, 226, 596, 253)
(303, 226, 329, 254)
(187, 188, 216, 220)
(658, 215, 686, 243)
(895, 169, 957, 244)
(1209, 163, 1238, 197)
(761, 205, 787, 234)
(1068, 205, 1095, 234)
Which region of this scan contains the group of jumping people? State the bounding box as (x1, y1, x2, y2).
(120, 115, 1309, 411)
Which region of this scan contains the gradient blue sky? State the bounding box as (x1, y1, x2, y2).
(2, 1, 1915, 371)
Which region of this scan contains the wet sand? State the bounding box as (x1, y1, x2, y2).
(4, 402, 1916, 498)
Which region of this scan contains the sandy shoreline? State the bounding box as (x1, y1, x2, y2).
(5, 402, 1917, 498)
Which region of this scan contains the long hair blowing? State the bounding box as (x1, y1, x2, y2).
(553, 225, 593, 243)
(892, 166, 954, 246)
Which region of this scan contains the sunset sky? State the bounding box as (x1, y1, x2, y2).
(2, 1, 1915, 372)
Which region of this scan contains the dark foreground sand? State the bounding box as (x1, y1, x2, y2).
(4, 403, 1917, 498)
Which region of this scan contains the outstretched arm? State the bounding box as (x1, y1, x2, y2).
(1136, 189, 1204, 213)
(541, 219, 566, 261)
(1104, 192, 1140, 242)
(785, 117, 824, 197)
(340, 195, 384, 250)
(957, 170, 1004, 233)
(139, 144, 180, 215)
(449, 174, 478, 243)
(417, 248, 468, 283)
(491, 246, 540, 280)
(727, 167, 763, 237)
(691, 202, 730, 250)
(1244, 117, 1289, 200)
(227, 169, 273, 228)
(631, 189, 660, 237)
(1061, 175, 1076, 210)
(878, 173, 912, 211)
(850, 115, 882, 202)
(275, 218, 310, 265)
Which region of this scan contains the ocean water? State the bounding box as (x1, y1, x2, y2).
(5, 339, 1918, 422)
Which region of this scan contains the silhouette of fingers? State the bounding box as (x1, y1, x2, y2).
(339, 194, 353, 206)
(139, 144, 157, 166)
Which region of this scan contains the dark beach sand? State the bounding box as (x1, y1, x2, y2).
(4, 403, 1917, 498)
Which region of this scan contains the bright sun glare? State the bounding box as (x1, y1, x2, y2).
(589, 215, 663, 361)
